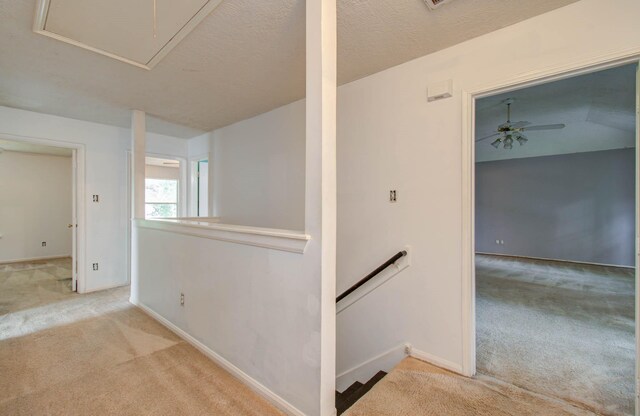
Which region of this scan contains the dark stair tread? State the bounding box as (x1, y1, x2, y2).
(336, 371, 387, 415)
(335, 381, 363, 411)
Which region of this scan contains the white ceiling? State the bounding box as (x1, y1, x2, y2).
(0, 0, 579, 138)
(0, 138, 72, 156)
(475, 64, 637, 163)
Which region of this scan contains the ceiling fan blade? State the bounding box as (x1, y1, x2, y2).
(522, 123, 566, 131)
(475, 132, 501, 142)
(510, 120, 531, 128)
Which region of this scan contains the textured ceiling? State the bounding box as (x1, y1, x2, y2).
(476, 64, 637, 163)
(0, 0, 580, 138)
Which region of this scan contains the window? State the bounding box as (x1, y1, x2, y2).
(145, 179, 178, 218)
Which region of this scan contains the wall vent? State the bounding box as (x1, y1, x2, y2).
(424, 0, 455, 10)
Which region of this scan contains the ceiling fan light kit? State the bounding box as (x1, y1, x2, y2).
(423, 0, 455, 10)
(477, 98, 565, 150)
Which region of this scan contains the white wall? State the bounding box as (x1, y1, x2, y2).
(476, 149, 636, 267)
(188, 0, 640, 383)
(212, 101, 306, 230)
(135, 228, 319, 414)
(0, 151, 72, 262)
(335, 0, 640, 379)
(0, 106, 187, 292)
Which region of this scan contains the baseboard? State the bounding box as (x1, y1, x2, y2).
(132, 300, 306, 416)
(409, 346, 464, 375)
(476, 252, 635, 270)
(82, 282, 129, 294)
(336, 343, 409, 392)
(0, 255, 71, 265)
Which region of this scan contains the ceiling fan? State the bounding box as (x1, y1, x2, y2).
(476, 98, 566, 149)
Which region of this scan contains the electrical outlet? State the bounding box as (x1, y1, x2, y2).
(500, 240, 505, 245)
(180, 293, 185, 306)
(92, 263, 99, 271)
(389, 190, 397, 203)
(92, 195, 99, 202)
(495, 239, 500, 244)
(41, 241, 46, 247)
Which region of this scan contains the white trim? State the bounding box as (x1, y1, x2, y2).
(476, 252, 636, 270)
(0, 132, 87, 293)
(336, 343, 409, 392)
(82, 282, 128, 294)
(410, 347, 464, 375)
(135, 219, 310, 253)
(0, 255, 71, 265)
(132, 300, 305, 416)
(33, 0, 225, 70)
(461, 49, 640, 385)
(461, 87, 476, 378)
(635, 60, 640, 415)
(336, 246, 411, 314)
(188, 153, 210, 217)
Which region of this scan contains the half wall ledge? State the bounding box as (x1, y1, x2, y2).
(134, 218, 311, 254)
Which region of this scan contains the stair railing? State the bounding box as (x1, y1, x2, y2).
(336, 250, 407, 303)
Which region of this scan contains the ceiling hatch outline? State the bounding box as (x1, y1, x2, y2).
(32, 0, 224, 70)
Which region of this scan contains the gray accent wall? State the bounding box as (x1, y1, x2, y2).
(475, 148, 635, 267)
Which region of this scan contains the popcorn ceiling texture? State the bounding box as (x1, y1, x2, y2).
(0, 0, 578, 137)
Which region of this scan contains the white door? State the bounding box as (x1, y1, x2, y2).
(71, 149, 78, 292)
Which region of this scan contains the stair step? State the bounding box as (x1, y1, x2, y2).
(335, 381, 363, 412)
(336, 371, 387, 415)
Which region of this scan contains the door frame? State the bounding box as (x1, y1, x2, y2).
(188, 153, 210, 217)
(461, 52, 640, 412)
(0, 132, 86, 293)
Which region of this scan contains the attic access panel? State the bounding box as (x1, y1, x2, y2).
(33, 0, 223, 69)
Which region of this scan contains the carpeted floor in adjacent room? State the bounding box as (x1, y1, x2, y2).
(476, 254, 635, 416)
(0, 258, 283, 416)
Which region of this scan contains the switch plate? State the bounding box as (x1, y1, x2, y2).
(42, 241, 46, 247)
(180, 293, 185, 306)
(92, 195, 99, 202)
(92, 263, 99, 271)
(390, 190, 397, 203)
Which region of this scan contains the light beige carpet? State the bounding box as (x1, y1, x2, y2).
(0, 259, 283, 416)
(476, 255, 635, 416)
(344, 357, 596, 416)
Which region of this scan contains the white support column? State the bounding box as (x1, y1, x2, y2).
(306, 0, 337, 415)
(132, 110, 146, 219)
(130, 109, 146, 304)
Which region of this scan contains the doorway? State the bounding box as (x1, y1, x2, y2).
(464, 61, 639, 416)
(0, 135, 85, 295)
